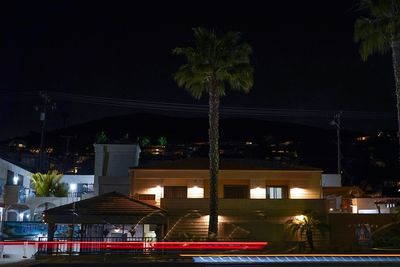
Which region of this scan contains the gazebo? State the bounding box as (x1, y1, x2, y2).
(43, 191, 167, 242)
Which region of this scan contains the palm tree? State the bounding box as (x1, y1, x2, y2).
(372, 206, 400, 247)
(354, 0, 400, 163)
(31, 170, 68, 197)
(286, 210, 328, 250)
(174, 28, 253, 239)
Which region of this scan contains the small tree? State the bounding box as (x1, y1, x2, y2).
(139, 136, 151, 147)
(157, 136, 168, 146)
(31, 170, 68, 197)
(120, 133, 130, 143)
(95, 131, 109, 144)
(286, 210, 328, 250)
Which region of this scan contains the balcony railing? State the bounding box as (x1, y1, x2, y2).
(161, 198, 329, 215)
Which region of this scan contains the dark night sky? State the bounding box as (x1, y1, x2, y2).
(0, 0, 397, 140)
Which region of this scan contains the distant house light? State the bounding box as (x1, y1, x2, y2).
(356, 136, 370, 142)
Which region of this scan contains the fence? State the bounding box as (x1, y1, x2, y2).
(36, 236, 252, 255)
(37, 237, 161, 254)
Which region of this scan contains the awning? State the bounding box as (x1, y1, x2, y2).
(43, 191, 167, 224)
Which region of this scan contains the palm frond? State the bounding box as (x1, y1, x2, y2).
(355, 0, 400, 60)
(173, 27, 253, 98)
(31, 170, 66, 197)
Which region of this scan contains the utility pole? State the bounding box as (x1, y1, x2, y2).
(330, 112, 343, 184)
(60, 135, 74, 156)
(36, 91, 56, 172)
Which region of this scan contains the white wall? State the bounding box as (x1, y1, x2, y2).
(94, 144, 140, 196)
(322, 174, 342, 187)
(61, 175, 94, 184)
(351, 197, 400, 214)
(0, 158, 32, 188)
(98, 176, 130, 196)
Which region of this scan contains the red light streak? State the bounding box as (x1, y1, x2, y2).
(0, 241, 267, 250)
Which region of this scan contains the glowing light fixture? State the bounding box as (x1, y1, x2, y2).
(69, 183, 77, 192)
(290, 187, 306, 199)
(250, 186, 266, 199)
(188, 185, 204, 198)
(294, 214, 305, 222)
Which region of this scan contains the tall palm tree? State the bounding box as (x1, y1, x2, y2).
(354, 0, 400, 163)
(286, 210, 328, 251)
(174, 28, 253, 239)
(31, 170, 68, 197)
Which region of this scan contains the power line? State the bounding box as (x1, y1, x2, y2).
(1, 90, 396, 120)
(48, 91, 397, 120)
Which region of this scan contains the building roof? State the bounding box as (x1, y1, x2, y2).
(43, 192, 166, 224)
(0, 154, 34, 173)
(323, 186, 365, 198)
(133, 158, 321, 171)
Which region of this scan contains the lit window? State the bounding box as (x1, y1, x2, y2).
(13, 176, 19, 185)
(266, 186, 288, 199)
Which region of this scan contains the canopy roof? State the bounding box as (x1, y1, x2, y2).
(43, 192, 166, 224)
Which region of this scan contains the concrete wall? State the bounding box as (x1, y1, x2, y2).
(162, 198, 328, 242)
(61, 175, 94, 185)
(0, 158, 32, 190)
(161, 198, 328, 215)
(132, 169, 322, 206)
(5, 196, 77, 221)
(98, 176, 130, 196)
(329, 213, 394, 248)
(322, 174, 341, 187)
(94, 144, 140, 195)
(351, 198, 400, 214)
(1, 244, 37, 259)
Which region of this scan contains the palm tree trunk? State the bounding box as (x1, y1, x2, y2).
(306, 229, 314, 250)
(208, 85, 220, 240)
(391, 39, 400, 165)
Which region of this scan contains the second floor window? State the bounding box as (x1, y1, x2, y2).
(6, 171, 23, 186)
(164, 186, 187, 199)
(224, 185, 249, 199)
(266, 186, 288, 199)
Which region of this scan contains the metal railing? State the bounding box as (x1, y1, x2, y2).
(36, 236, 250, 255)
(37, 237, 160, 254)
